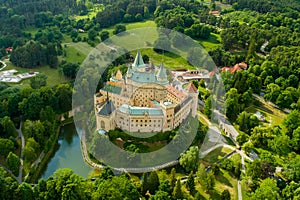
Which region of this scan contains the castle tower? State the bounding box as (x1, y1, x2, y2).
(186, 82, 199, 117)
(132, 49, 147, 72)
(157, 63, 168, 82)
(115, 70, 123, 80)
(126, 66, 133, 78)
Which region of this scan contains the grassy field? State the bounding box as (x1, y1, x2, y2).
(2, 59, 70, 87)
(195, 169, 238, 199)
(201, 146, 233, 164)
(199, 33, 222, 51)
(74, 4, 104, 21)
(245, 105, 285, 127)
(62, 43, 92, 63)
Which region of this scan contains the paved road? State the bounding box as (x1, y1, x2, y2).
(16, 121, 25, 183)
(238, 180, 243, 200)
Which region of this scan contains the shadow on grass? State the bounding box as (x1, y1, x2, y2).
(202, 147, 226, 164)
(216, 172, 233, 187)
(206, 34, 221, 44)
(209, 189, 221, 199)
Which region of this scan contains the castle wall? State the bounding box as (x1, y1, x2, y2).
(115, 111, 164, 133)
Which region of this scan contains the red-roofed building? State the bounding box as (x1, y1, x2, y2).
(208, 71, 215, 76)
(5, 47, 13, 54)
(186, 82, 198, 93)
(221, 62, 248, 74)
(209, 10, 220, 17)
(167, 84, 187, 99)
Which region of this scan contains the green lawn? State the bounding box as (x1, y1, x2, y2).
(74, 4, 104, 21)
(245, 105, 285, 127)
(202, 146, 233, 164)
(195, 169, 238, 200)
(62, 42, 92, 63)
(199, 33, 222, 51)
(2, 59, 70, 87)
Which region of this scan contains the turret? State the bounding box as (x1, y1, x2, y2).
(132, 49, 147, 72)
(186, 82, 199, 117)
(157, 63, 168, 82)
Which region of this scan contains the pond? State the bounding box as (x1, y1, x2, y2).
(40, 123, 93, 179)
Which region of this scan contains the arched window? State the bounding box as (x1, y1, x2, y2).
(101, 121, 105, 129)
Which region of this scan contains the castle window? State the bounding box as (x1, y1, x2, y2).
(101, 121, 105, 129)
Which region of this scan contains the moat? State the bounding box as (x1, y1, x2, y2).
(40, 123, 92, 179)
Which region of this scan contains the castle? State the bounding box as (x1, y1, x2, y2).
(94, 50, 199, 133)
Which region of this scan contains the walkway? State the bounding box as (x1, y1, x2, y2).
(0, 60, 7, 70)
(16, 121, 25, 183)
(80, 132, 179, 173)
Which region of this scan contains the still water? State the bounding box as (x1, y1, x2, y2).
(40, 123, 92, 179)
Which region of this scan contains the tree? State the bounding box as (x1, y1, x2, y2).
(179, 146, 199, 172)
(23, 138, 40, 162)
(225, 88, 240, 121)
(284, 110, 300, 136)
(100, 31, 109, 41)
(88, 29, 97, 41)
(291, 127, 300, 152)
(0, 138, 15, 157)
(62, 62, 79, 78)
(55, 84, 72, 113)
(264, 83, 281, 103)
(93, 174, 139, 200)
(141, 173, 149, 195)
(148, 171, 160, 194)
(15, 182, 34, 200)
(113, 24, 126, 35)
(282, 181, 300, 200)
(203, 96, 212, 119)
(284, 155, 300, 182)
(268, 134, 291, 156)
(172, 179, 183, 200)
(250, 178, 279, 200)
(236, 111, 259, 133)
(170, 168, 176, 191)
(149, 190, 170, 200)
(1, 116, 17, 137)
(186, 172, 195, 194)
(276, 90, 293, 109)
(19, 92, 44, 120)
(220, 189, 231, 200)
(197, 164, 215, 192)
(7, 93, 23, 117)
(6, 152, 20, 176)
(236, 132, 249, 146)
(30, 73, 47, 89)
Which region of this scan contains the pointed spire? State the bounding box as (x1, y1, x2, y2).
(157, 63, 167, 79)
(132, 49, 145, 68)
(115, 70, 123, 80)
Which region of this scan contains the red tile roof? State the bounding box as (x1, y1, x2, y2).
(186, 82, 198, 93)
(167, 85, 187, 99)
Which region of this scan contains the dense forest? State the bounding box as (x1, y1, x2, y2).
(0, 0, 300, 199)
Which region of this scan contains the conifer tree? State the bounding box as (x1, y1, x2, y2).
(172, 179, 183, 200)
